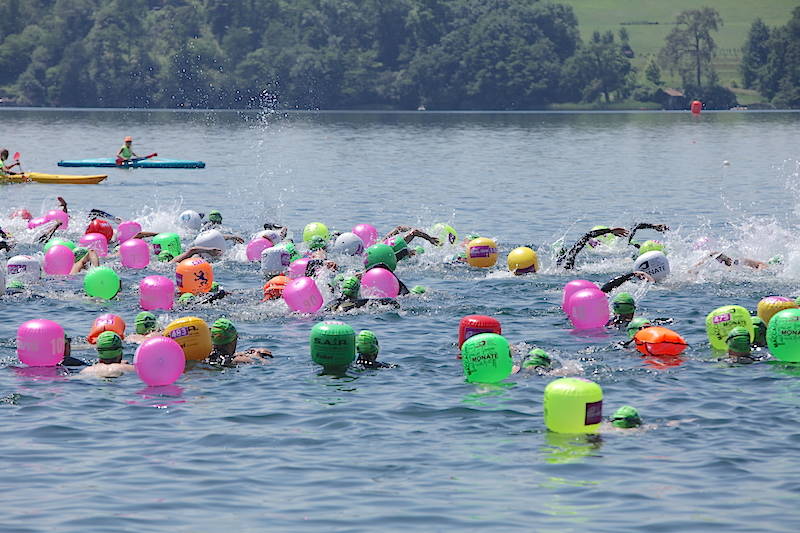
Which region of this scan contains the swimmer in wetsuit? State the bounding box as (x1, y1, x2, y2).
(721, 327, 762, 365)
(355, 330, 394, 369)
(556, 226, 629, 269)
(80, 332, 135, 378)
(205, 318, 272, 367)
(325, 276, 401, 313)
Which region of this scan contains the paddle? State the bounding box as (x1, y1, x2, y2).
(115, 152, 157, 166)
(12, 151, 22, 174)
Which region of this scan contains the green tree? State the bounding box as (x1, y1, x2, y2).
(658, 7, 722, 88)
(564, 31, 632, 103)
(644, 56, 663, 86)
(741, 19, 771, 89)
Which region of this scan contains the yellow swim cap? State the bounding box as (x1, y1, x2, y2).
(507, 247, 538, 274)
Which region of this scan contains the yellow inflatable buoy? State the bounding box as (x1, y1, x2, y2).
(543, 377, 603, 434)
(465, 237, 498, 268)
(757, 296, 798, 326)
(163, 316, 212, 361)
(507, 246, 538, 274)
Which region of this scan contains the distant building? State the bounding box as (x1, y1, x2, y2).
(654, 88, 687, 110)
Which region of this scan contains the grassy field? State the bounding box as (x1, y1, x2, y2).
(561, 0, 797, 90)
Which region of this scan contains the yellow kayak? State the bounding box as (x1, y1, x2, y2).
(1, 172, 108, 184)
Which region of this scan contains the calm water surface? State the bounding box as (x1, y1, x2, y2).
(1, 109, 799, 532)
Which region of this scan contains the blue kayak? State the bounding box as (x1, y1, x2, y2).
(57, 158, 205, 169)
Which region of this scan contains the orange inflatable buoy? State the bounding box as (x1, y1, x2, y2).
(87, 313, 126, 344)
(690, 100, 702, 115)
(634, 326, 687, 356)
(175, 257, 214, 294)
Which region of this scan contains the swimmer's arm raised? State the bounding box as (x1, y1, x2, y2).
(170, 246, 222, 263)
(627, 223, 669, 245)
(132, 231, 158, 240)
(558, 227, 628, 269)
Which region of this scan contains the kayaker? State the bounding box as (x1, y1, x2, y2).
(0, 149, 21, 175)
(117, 136, 138, 162)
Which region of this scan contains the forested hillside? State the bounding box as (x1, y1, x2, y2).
(0, 0, 797, 109)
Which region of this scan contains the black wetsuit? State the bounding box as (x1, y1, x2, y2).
(356, 357, 395, 369)
(326, 297, 400, 312)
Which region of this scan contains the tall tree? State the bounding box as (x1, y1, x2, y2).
(659, 7, 722, 88)
(741, 19, 771, 89)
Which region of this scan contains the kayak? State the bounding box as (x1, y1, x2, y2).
(57, 158, 206, 169)
(1, 172, 108, 185)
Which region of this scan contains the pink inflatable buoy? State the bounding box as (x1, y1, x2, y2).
(361, 267, 400, 298)
(17, 319, 65, 367)
(568, 288, 609, 329)
(562, 280, 598, 315)
(44, 209, 69, 230)
(79, 233, 109, 257)
(134, 337, 186, 386)
(117, 221, 142, 243)
(246, 237, 273, 262)
(139, 275, 175, 311)
(352, 224, 379, 248)
(27, 216, 49, 230)
(43, 245, 75, 275)
(288, 257, 311, 279)
(120, 238, 150, 269)
(282, 276, 323, 313)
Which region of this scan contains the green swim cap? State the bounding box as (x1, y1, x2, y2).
(208, 210, 222, 224)
(726, 326, 751, 354)
(96, 331, 123, 360)
(523, 348, 551, 368)
(210, 281, 220, 293)
(410, 285, 426, 295)
(769, 254, 783, 265)
(73, 247, 89, 263)
(157, 250, 174, 262)
(283, 242, 301, 262)
(178, 292, 194, 304)
(211, 318, 238, 346)
(638, 240, 665, 256)
(309, 235, 327, 250)
(341, 276, 360, 299)
(356, 330, 379, 356)
(612, 292, 636, 315)
(626, 317, 652, 338)
(611, 406, 642, 428)
(751, 316, 767, 346)
(365, 244, 397, 272)
(414, 245, 424, 255)
(135, 311, 157, 335)
(8, 280, 25, 289)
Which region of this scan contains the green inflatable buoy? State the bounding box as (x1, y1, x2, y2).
(310, 321, 355, 369)
(767, 308, 800, 362)
(460, 333, 513, 383)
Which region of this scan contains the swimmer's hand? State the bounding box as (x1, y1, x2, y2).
(610, 227, 629, 238)
(652, 224, 670, 232)
(633, 271, 655, 283)
(224, 235, 245, 244)
(243, 348, 273, 358)
(57, 197, 67, 209)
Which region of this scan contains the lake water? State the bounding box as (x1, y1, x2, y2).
(1, 108, 800, 532)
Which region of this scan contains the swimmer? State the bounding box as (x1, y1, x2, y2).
(325, 276, 400, 312)
(691, 251, 768, 272)
(88, 208, 122, 223)
(355, 330, 395, 369)
(517, 348, 552, 374)
(607, 292, 636, 328)
(201, 210, 223, 230)
(0, 148, 21, 175)
(610, 406, 642, 428)
(721, 327, 761, 364)
(259, 222, 289, 243)
(167, 246, 223, 264)
(70, 248, 100, 275)
(205, 318, 273, 366)
(117, 136, 138, 162)
(177, 282, 228, 306)
(751, 316, 767, 347)
(0, 226, 13, 252)
(556, 226, 629, 269)
(60, 335, 88, 367)
(79, 331, 135, 378)
(125, 311, 161, 343)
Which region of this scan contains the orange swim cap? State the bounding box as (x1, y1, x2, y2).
(124, 136, 133, 142)
(262, 275, 290, 301)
